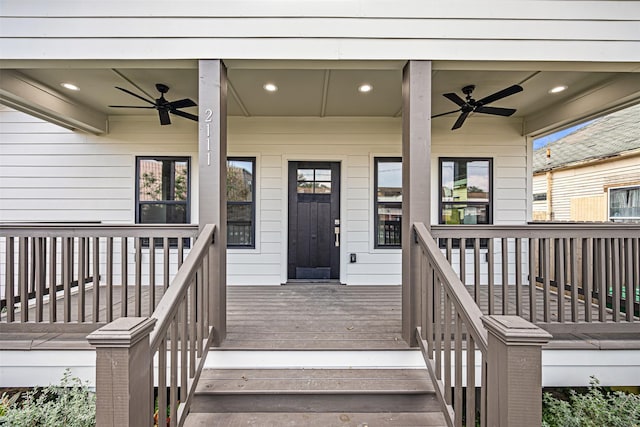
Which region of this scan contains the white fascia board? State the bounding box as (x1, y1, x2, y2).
(0, 70, 107, 134)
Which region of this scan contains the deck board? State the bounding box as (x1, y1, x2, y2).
(1, 282, 637, 350)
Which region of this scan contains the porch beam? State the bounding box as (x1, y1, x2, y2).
(0, 70, 107, 134)
(402, 60, 432, 346)
(198, 59, 227, 345)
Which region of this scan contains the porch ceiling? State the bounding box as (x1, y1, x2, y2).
(1, 59, 639, 136)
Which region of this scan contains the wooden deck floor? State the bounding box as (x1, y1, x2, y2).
(1, 283, 637, 350)
(223, 285, 406, 350)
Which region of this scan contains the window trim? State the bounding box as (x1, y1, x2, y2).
(135, 156, 191, 224)
(374, 157, 402, 249)
(608, 184, 640, 221)
(227, 156, 256, 249)
(438, 157, 493, 225)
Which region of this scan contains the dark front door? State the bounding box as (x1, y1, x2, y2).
(288, 161, 340, 280)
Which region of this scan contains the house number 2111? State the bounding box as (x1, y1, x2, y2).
(205, 108, 213, 165)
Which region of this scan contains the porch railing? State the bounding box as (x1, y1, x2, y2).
(431, 224, 640, 330)
(414, 222, 551, 426)
(88, 224, 217, 427)
(1, 224, 199, 329)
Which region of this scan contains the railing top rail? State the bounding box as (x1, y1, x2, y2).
(149, 223, 215, 350)
(414, 222, 489, 352)
(0, 223, 199, 238)
(431, 223, 640, 239)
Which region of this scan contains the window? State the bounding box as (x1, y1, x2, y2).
(375, 157, 402, 248)
(136, 157, 190, 224)
(227, 157, 256, 248)
(609, 185, 640, 222)
(439, 158, 492, 225)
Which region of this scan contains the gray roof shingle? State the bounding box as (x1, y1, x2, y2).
(533, 103, 640, 173)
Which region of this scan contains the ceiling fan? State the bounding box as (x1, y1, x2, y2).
(109, 83, 198, 125)
(432, 84, 523, 130)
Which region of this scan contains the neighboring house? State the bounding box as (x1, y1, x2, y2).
(0, 2, 639, 425)
(533, 104, 640, 223)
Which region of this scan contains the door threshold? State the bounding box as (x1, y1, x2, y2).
(284, 279, 345, 285)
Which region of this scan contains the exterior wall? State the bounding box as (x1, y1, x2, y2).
(2, 1, 639, 63)
(1, 108, 529, 286)
(0, 105, 198, 223)
(532, 154, 640, 222)
(431, 116, 528, 225)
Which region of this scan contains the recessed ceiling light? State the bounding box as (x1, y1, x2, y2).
(358, 84, 373, 93)
(263, 83, 278, 92)
(549, 85, 568, 94)
(61, 83, 80, 91)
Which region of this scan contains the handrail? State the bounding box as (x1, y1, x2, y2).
(0, 223, 198, 238)
(430, 224, 640, 324)
(148, 223, 216, 427)
(88, 224, 217, 427)
(414, 222, 489, 427)
(150, 223, 214, 350)
(415, 222, 488, 351)
(431, 223, 640, 238)
(1, 224, 200, 325)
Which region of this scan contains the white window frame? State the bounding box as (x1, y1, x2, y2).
(608, 184, 640, 222)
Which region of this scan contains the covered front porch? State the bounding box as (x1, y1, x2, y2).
(1, 59, 640, 426)
(2, 220, 639, 426)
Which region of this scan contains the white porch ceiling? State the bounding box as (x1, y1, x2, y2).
(1, 60, 640, 136)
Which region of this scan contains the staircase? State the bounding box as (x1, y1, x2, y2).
(184, 368, 446, 426)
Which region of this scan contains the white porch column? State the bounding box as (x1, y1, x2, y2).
(402, 60, 432, 346)
(199, 60, 227, 344)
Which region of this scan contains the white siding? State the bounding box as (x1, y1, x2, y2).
(227, 117, 403, 285)
(0, 107, 198, 223)
(432, 116, 528, 225)
(533, 155, 640, 221)
(1, 1, 639, 62)
(1, 108, 530, 286)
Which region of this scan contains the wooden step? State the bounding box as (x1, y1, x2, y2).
(184, 412, 447, 426)
(184, 368, 446, 426)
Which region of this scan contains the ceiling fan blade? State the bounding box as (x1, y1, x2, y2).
(171, 110, 199, 122)
(115, 87, 156, 106)
(169, 98, 197, 109)
(443, 92, 467, 107)
(476, 84, 523, 106)
(475, 106, 517, 117)
(452, 111, 470, 130)
(159, 109, 171, 125)
(431, 109, 461, 119)
(109, 105, 155, 109)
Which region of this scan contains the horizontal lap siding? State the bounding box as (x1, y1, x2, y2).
(0, 108, 197, 223)
(432, 117, 528, 225)
(543, 155, 640, 221)
(1, 109, 528, 286)
(1, 1, 639, 61)
(228, 117, 402, 285)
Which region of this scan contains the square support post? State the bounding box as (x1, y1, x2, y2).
(87, 317, 157, 427)
(482, 315, 552, 427)
(402, 60, 432, 346)
(199, 59, 227, 345)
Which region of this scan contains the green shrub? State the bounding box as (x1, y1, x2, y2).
(0, 370, 95, 427)
(542, 377, 640, 427)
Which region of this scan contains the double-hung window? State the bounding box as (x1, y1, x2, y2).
(374, 157, 402, 248)
(136, 156, 190, 224)
(439, 158, 492, 225)
(609, 185, 640, 222)
(227, 157, 256, 248)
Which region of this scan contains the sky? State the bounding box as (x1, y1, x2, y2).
(532, 121, 593, 150)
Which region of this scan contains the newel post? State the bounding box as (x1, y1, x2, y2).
(482, 315, 552, 427)
(87, 317, 157, 427)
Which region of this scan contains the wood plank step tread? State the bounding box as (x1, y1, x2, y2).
(184, 411, 447, 426)
(195, 369, 435, 394)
